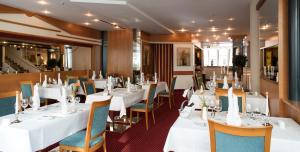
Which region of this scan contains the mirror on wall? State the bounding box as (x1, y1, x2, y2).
(259, 0, 278, 82)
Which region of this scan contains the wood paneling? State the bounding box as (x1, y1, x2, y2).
(107, 29, 133, 77)
(173, 71, 194, 75)
(260, 78, 279, 116)
(148, 33, 192, 43)
(0, 70, 88, 93)
(0, 4, 101, 40)
(141, 41, 154, 78)
(282, 100, 300, 123)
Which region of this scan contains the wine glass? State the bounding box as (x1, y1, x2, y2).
(214, 99, 222, 114)
(21, 98, 28, 113)
(75, 96, 80, 104)
(29, 97, 34, 108)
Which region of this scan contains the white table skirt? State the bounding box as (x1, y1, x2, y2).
(142, 81, 169, 100)
(0, 103, 90, 152)
(85, 88, 145, 117)
(164, 111, 300, 152)
(190, 90, 267, 114)
(94, 79, 107, 89)
(38, 85, 84, 101)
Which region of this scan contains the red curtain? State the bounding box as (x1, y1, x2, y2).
(152, 44, 173, 87)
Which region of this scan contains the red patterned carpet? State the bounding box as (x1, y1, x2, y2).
(105, 90, 184, 152)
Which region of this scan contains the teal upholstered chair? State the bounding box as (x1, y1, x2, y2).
(217, 80, 233, 89)
(20, 81, 33, 99)
(0, 91, 19, 117)
(79, 77, 89, 90)
(158, 77, 177, 109)
(208, 119, 273, 152)
(83, 80, 96, 96)
(67, 76, 79, 85)
(130, 84, 157, 130)
(59, 99, 111, 152)
(215, 88, 246, 113)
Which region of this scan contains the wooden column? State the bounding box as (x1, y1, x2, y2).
(278, 0, 289, 115)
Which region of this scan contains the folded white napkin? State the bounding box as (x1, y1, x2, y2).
(32, 84, 40, 111)
(42, 75, 47, 87)
(213, 71, 216, 83)
(58, 73, 63, 86)
(154, 72, 158, 83)
(140, 72, 144, 84)
(265, 92, 269, 116)
(226, 87, 241, 126)
(92, 71, 96, 80)
(200, 85, 204, 93)
(182, 88, 189, 98)
(15, 91, 19, 114)
(223, 76, 229, 89)
(99, 71, 103, 79)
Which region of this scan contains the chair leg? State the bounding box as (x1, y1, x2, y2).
(152, 110, 155, 124)
(137, 112, 139, 121)
(59, 147, 63, 152)
(168, 97, 172, 109)
(130, 110, 133, 127)
(103, 137, 107, 152)
(145, 112, 149, 130)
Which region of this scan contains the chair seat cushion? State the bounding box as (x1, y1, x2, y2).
(60, 130, 103, 148)
(131, 103, 153, 110)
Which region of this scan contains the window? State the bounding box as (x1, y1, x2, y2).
(203, 42, 233, 66)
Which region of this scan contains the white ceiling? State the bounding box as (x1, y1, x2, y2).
(0, 0, 252, 41)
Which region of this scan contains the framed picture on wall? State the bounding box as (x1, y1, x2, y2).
(174, 44, 194, 71)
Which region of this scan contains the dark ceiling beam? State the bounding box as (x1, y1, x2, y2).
(256, 0, 267, 10)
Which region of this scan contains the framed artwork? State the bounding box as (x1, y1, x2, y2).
(174, 44, 194, 71)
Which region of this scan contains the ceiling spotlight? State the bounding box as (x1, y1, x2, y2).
(197, 29, 202, 32)
(93, 19, 99, 22)
(114, 25, 120, 29)
(228, 17, 235, 21)
(179, 28, 187, 32)
(37, 0, 48, 5)
(191, 20, 196, 24)
(84, 22, 91, 25)
(206, 39, 210, 42)
(209, 19, 214, 22)
(226, 27, 233, 31)
(43, 10, 51, 14)
(223, 32, 228, 35)
(2, 41, 7, 44)
(111, 22, 118, 25)
(85, 12, 93, 17)
(195, 33, 200, 37)
(211, 26, 217, 32)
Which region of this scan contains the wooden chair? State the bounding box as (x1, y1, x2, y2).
(215, 88, 246, 113)
(83, 80, 96, 96)
(216, 80, 234, 88)
(208, 119, 273, 152)
(79, 76, 89, 90)
(158, 77, 177, 109)
(67, 76, 79, 85)
(130, 84, 157, 130)
(0, 91, 19, 117)
(20, 81, 48, 105)
(59, 99, 111, 152)
(20, 81, 34, 99)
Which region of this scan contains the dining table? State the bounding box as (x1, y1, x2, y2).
(0, 103, 90, 152)
(141, 81, 169, 100)
(190, 90, 268, 114)
(38, 84, 84, 101)
(85, 88, 145, 117)
(163, 110, 300, 152)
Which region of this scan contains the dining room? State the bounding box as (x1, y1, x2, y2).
(0, 0, 300, 152)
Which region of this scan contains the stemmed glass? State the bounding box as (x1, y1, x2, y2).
(29, 97, 34, 108)
(75, 97, 80, 104)
(21, 98, 28, 113)
(214, 99, 222, 117)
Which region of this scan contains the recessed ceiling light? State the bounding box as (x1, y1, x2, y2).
(37, 0, 48, 5)
(93, 19, 99, 22)
(43, 10, 51, 14)
(84, 22, 91, 25)
(206, 39, 210, 42)
(85, 12, 93, 17)
(226, 27, 233, 31)
(209, 19, 214, 22)
(179, 28, 187, 32)
(191, 20, 196, 24)
(211, 26, 218, 32)
(197, 29, 202, 32)
(114, 25, 120, 29)
(111, 22, 118, 25)
(223, 32, 228, 35)
(228, 17, 235, 21)
(195, 33, 200, 37)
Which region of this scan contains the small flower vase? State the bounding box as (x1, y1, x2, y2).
(202, 106, 208, 121)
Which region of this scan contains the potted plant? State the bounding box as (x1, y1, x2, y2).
(232, 55, 247, 80)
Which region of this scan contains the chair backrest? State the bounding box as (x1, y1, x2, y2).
(84, 99, 111, 150)
(215, 88, 246, 113)
(20, 81, 33, 99)
(0, 91, 19, 117)
(67, 76, 79, 85)
(170, 77, 177, 94)
(83, 80, 96, 95)
(146, 84, 157, 106)
(208, 119, 272, 152)
(216, 80, 234, 88)
(79, 76, 89, 89)
(193, 76, 199, 90)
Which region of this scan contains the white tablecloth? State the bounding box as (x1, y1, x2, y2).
(38, 84, 84, 100)
(0, 103, 90, 152)
(190, 90, 267, 113)
(85, 88, 145, 117)
(142, 81, 169, 100)
(164, 111, 300, 152)
(94, 79, 107, 89)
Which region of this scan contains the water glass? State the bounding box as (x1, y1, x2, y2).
(75, 97, 80, 104)
(21, 98, 28, 113)
(29, 97, 34, 108)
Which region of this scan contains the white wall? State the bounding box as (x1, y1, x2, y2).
(72, 46, 91, 70)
